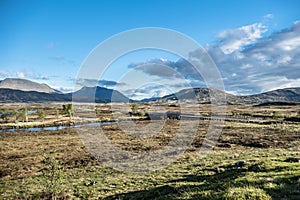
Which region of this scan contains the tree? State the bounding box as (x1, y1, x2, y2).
(19, 108, 28, 123)
(131, 104, 139, 115)
(62, 104, 74, 120)
(39, 109, 46, 122)
(11, 110, 18, 123)
(130, 104, 145, 117)
(0, 109, 10, 122)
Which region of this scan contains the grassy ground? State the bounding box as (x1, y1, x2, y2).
(1, 114, 299, 199)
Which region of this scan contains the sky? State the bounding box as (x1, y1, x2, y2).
(1, 0, 300, 99)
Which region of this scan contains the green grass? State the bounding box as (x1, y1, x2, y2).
(1, 147, 299, 199)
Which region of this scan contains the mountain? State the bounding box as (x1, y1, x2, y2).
(0, 79, 130, 103)
(151, 87, 300, 105)
(0, 78, 61, 93)
(158, 88, 232, 104)
(0, 88, 70, 103)
(236, 87, 300, 104)
(71, 86, 130, 103)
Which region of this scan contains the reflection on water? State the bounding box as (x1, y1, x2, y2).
(0, 121, 117, 133)
(27, 110, 38, 115)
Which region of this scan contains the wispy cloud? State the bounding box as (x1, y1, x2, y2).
(122, 84, 167, 100)
(98, 80, 126, 87)
(44, 42, 56, 49)
(263, 13, 274, 20)
(49, 56, 65, 61)
(55, 86, 74, 93)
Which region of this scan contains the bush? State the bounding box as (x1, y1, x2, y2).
(62, 104, 74, 119)
(41, 154, 66, 198)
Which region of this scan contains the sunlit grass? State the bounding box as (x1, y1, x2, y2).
(1, 127, 299, 199)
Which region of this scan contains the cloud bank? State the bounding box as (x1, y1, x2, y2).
(0, 70, 49, 81)
(210, 20, 300, 94)
(127, 19, 300, 97)
(75, 78, 126, 88)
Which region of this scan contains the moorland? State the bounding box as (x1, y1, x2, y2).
(0, 102, 299, 199)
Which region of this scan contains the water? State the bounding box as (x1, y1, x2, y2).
(27, 110, 38, 115)
(0, 121, 118, 133)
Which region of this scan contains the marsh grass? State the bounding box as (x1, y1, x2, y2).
(0, 103, 299, 199)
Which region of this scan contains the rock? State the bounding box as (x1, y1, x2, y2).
(217, 143, 232, 148)
(85, 181, 97, 186)
(235, 160, 246, 167)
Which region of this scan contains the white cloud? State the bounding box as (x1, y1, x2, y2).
(126, 18, 300, 96)
(252, 76, 300, 92)
(277, 36, 300, 51)
(54, 86, 74, 93)
(263, 14, 274, 20)
(122, 84, 169, 100)
(210, 20, 300, 94)
(0, 71, 8, 78)
(240, 64, 252, 69)
(251, 53, 267, 61)
(0, 70, 50, 81)
(218, 23, 268, 54)
(277, 56, 292, 65)
(16, 72, 25, 78)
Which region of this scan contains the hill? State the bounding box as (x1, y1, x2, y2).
(0, 78, 61, 93)
(236, 87, 300, 104)
(152, 87, 300, 105)
(71, 86, 130, 103)
(0, 88, 70, 103)
(157, 88, 232, 104)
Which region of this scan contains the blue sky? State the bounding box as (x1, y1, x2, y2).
(1, 0, 300, 99)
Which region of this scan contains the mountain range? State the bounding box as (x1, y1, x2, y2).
(156, 87, 300, 104)
(0, 78, 300, 105)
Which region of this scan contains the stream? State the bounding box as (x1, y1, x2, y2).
(0, 121, 118, 133)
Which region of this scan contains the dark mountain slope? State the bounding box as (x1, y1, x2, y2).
(0, 88, 70, 103)
(68, 86, 130, 103)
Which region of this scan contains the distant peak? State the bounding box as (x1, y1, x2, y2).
(0, 78, 61, 94)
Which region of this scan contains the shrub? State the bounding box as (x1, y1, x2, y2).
(41, 154, 66, 198)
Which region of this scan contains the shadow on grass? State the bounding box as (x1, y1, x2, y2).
(104, 164, 300, 200)
(104, 167, 246, 200)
